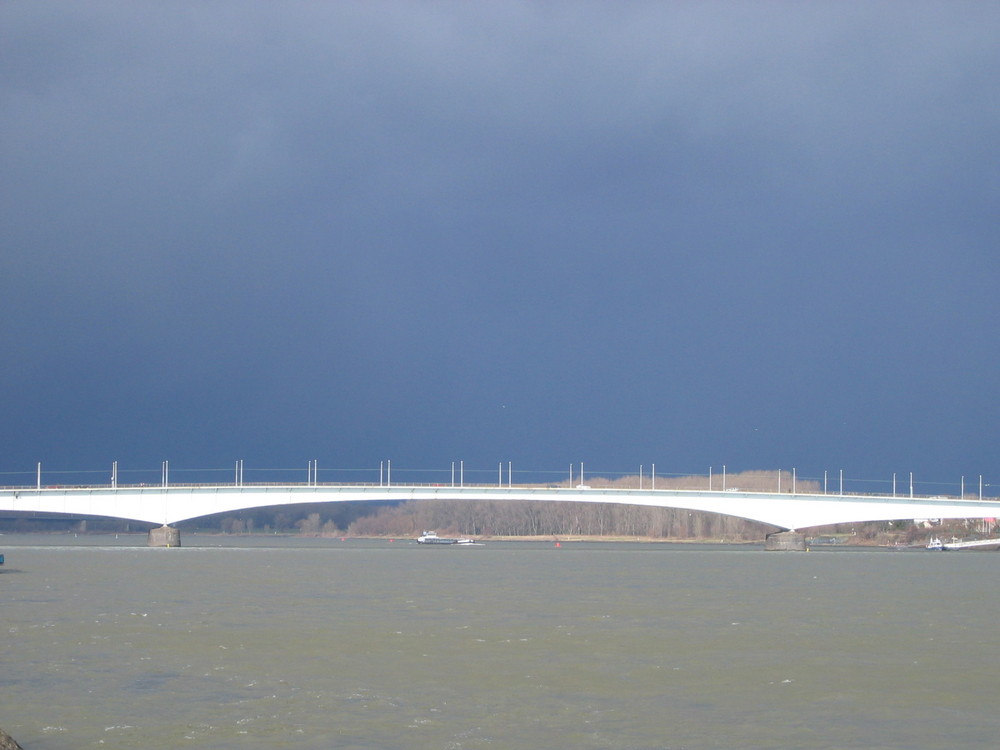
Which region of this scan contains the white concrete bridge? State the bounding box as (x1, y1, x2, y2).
(3, 482, 999, 546)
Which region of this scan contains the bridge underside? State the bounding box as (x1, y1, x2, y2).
(4, 484, 1000, 550)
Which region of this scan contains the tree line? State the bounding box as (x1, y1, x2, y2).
(342, 470, 810, 541)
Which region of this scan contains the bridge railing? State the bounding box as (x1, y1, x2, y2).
(0, 463, 993, 499)
(1, 479, 996, 503)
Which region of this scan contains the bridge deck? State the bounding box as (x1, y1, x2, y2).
(2, 482, 1000, 532)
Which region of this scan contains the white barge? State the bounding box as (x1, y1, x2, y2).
(416, 531, 479, 545)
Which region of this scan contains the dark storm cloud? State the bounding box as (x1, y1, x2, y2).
(2, 2, 998, 488)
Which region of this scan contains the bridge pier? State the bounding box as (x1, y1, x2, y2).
(148, 525, 181, 547)
(764, 530, 806, 551)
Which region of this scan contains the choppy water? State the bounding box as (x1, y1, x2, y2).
(2, 534, 999, 749)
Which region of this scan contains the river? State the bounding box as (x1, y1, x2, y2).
(2, 534, 998, 749)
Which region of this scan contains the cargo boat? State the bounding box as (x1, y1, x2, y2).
(416, 531, 479, 545)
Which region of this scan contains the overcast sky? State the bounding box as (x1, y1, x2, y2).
(2, 2, 998, 492)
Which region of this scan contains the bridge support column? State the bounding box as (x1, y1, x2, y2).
(148, 525, 181, 548)
(765, 530, 806, 551)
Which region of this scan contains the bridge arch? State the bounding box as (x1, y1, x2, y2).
(4, 483, 1000, 539)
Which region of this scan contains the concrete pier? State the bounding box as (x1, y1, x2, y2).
(148, 525, 181, 547)
(764, 530, 806, 551)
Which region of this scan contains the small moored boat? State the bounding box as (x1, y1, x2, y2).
(927, 536, 1000, 551)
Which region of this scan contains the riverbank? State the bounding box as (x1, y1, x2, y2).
(3, 523, 988, 552)
(0, 727, 23, 750)
(0, 529, 912, 547)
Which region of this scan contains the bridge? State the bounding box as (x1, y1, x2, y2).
(3, 481, 1000, 550)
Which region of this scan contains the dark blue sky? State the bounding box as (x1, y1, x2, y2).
(2, 2, 998, 493)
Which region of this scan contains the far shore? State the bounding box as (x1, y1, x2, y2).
(0, 529, 913, 546)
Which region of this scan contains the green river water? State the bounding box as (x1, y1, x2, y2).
(2, 535, 998, 749)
